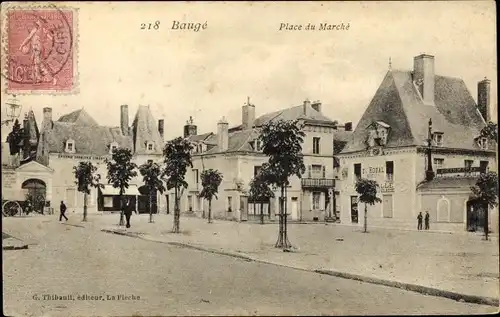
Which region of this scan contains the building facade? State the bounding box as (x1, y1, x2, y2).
(336, 54, 498, 232)
(168, 99, 352, 222)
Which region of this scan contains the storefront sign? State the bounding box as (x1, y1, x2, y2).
(362, 166, 385, 180)
(436, 167, 481, 174)
(380, 182, 394, 193)
(2, 171, 16, 189)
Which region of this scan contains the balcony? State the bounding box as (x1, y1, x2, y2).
(301, 178, 335, 189)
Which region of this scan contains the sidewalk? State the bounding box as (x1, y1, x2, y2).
(87, 213, 499, 302)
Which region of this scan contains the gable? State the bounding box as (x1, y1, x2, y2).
(15, 160, 54, 173)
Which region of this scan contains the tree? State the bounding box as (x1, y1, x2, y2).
(259, 119, 306, 249)
(73, 161, 104, 222)
(163, 137, 193, 233)
(6, 119, 23, 155)
(139, 161, 166, 223)
(480, 121, 498, 141)
(248, 164, 275, 224)
(470, 171, 499, 240)
(355, 178, 382, 233)
(105, 148, 137, 226)
(199, 169, 223, 223)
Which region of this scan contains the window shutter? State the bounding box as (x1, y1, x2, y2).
(322, 166, 326, 178)
(308, 165, 312, 178)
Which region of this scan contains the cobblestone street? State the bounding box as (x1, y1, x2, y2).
(2, 215, 498, 316)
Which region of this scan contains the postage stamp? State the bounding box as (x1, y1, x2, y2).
(2, 4, 78, 94)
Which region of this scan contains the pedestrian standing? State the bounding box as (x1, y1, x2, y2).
(417, 212, 423, 230)
(59, 200, 68, 222)
(424, 211, 430, 230)
(124, 198, 132, 228)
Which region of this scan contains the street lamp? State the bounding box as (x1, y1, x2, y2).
(425, 118, 435, 181)
(1, 95, 22, 126)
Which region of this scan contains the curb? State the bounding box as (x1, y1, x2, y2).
(100, 228, 500, 307)
(3, 244, 29, 250)
(62, 223, 86, 228)
(314, 270, 499, 307)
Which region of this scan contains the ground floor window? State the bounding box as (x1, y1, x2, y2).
(312, 192, 321, 210)
(227, 196, 233, 212)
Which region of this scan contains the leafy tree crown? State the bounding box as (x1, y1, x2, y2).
(139, 160, 166, 195)
(73, 161, 104, 195)
(355, 178, 382, 205)
(480, 122, 498, 142)
(162, 137, 193, 190)
(199, 169, 223, 201)
(249, 164, 275, 202)
(6, 119, 24, 155)
(471, 171, 499, 208)
(105, 148, 138, 195)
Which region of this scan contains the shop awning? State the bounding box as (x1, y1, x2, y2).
(101, 185, 141, 196)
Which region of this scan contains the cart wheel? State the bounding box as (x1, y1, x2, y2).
(2, 201, 22, 217)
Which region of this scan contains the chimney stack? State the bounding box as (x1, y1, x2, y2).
(183, 116, 198, 138)
(120, 105, 129, 136)
(303, 99, 311, 116)
(242, 97, 255, 130)
(311, 100, 322, 113)
(22, 115, 30, 160)
(158, 119, 164, 140)
(477, 77, 491, 122)
(344, 122, 352, 131)
(217, 117, 229, 152)
(413, 54, 435, 105)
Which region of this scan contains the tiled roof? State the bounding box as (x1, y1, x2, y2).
(341, 70, 489, 154)
(187, 132, 213, 143)
(416, 177, 478, 191)
(131, 106, 164, 155)
(57, 109, 99, 126)
(203, 129, 258, 154)
(38, 106, 163, 156)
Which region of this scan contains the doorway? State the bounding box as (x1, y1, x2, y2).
(466, 199, 486, 232)
(240, 196, 248, 221)
(382, 194, 393, 218)
(350, 195, 359, 223)
(291, 197, 299, 220)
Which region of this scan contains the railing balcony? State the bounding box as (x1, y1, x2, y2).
(301, 178, 335, 188)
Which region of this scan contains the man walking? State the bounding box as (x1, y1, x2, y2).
(424, 211, 430, 230)
(417, 212, 423, 231)
(59, 200, 68, 222)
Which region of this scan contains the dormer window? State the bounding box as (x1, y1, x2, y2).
(146, 141, 154, 152)
(433, 132, 443, 147)
(477, 137, 489, 150)
(109, 142, 119, 154)
(367, 121, 390, 148)
(65, 139, 75, 153)
(256, 140, 262, 152)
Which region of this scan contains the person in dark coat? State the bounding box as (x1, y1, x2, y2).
(417, 212, 423, 230)
(59, 200, 68, 221)
(424, 211, 430, 230)
(124, 198, 133, 228)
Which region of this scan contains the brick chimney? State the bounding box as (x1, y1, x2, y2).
(22, 115, 30, 160)
(413, 54, 435, 105)
(217, 117, 229, 152)
(311, 100, 322, 113)
(158, 119, 164, 140)
(303, 99, 311, 116)
(42, 107, 53, 130)
(120, 105, 129, 136)
(183, 116, 197, 138)
(242, 97, 255, 130)
(477, 77, 491, 122)
(344, 122, 352, 131)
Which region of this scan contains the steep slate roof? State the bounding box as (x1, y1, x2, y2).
(341, 70, 488, 154)
(57, 109, 99, 126)
(38, 106, 162, 156)
(131, 106, 164, 155)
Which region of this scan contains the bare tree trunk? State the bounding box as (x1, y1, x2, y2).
(202, 199, 206, 219)
(260, 202, 264, 224)
(363, 203, 368, 233)
(283, 186, 291, 248)
(484, 205, 489, 240)
(276, 186, 291, 248)
(208, 199, 212, 223)
(119, 194, 125, 226)
(82, 192, 88, 222)
(149, 191, 154, 223)
(173, 186, 180, 233)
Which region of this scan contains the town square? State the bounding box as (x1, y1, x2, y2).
(1, 1, 498, 316)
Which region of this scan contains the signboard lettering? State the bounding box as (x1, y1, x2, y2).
(436, 167, 482, 175)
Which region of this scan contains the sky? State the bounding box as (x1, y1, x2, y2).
(1, 1, 497, 141)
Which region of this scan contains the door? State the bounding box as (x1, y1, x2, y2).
(291, 197, 299, 220)
(66, 188, 76, 211)
(240, 196, 248, 221)
(350, 195, 358, 223)
(383, 195, 393, 218)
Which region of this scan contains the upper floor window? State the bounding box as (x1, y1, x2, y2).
(354, 163, 362, 181)
(146, 141, 154, 152)
(313, 137, 320, 154)
(65, 139, 75, 153)
(254, 165, 262, 177)
(433, 132, 443, 147)
(478, 137, 489, 150)
(193, 169, 199, 184)
(385, 161, 394, 182)
(109, 142, 119, 154)
(480, 160, 489, 173)
(311, 164, 322, 178)
(464, 159, 474, 171)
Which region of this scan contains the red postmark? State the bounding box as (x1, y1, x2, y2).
(5, 8, 75, 92)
